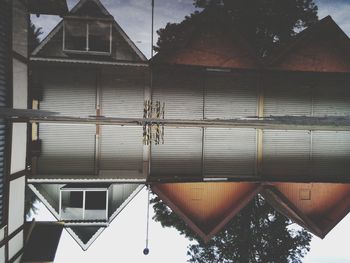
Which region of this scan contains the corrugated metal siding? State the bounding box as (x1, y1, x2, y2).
(99, 126, 143, 171)
(40, 68, 96, 117)
(12, 0, 28, 58)
(152, 74, 203, 119)
(0, 0, 11, 225)
(262, 130, 311, 179)
(151, 127, 203, 179)
(204, 128, 257, 178)
(100, 74, 144, 118)
(108, 184, 139, 217)
(313, 83, 350, 116)
(264, 78, 312, 116)
(205, 73, 258, 119)
(38, 124, 96, 174)
(312, 131, 350, 178)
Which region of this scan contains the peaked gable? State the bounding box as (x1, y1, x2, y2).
(262, 183, 350, 238)
(267, 16, 350, 73)
(29, 183, 143, 250)
(32, 0, 146, 62)
(153, 18, 261, 69)
(152, 182, 261, 242)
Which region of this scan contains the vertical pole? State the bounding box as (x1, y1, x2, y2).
(82, 190, 86, 220)
(143, 185, 151, 255)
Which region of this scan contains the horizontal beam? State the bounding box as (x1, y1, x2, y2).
(2, 108, 350, 130)
(28, 116, 350, 131)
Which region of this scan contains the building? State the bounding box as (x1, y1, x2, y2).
(29, 0, 146, 250)
(27, 0, 350, 247)
(0, 0, 67, 262)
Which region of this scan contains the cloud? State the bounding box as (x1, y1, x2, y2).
(316, 0, 350, 36)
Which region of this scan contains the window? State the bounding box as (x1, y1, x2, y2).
(63, 18, 112, 54)
(59, 187, 109, 221)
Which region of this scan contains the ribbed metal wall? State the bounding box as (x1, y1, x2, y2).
(152, 74, 203, 119)
(313, 83, 350, 116)
(262, 130, 311, 178)
(312, 131, 350, 178)
(108, 184, 139, 217)
(100, 75, 144, 118)
(0, 0, 11, 225)
(38, 124, 96, 175)
(205, 73, 258, 119)
(99, 126, 143, 171)
(264, 77, 312, 116)
(151, 127, 202, 179)
(204, 128, 257, 178)
(40, 68, 96, 117)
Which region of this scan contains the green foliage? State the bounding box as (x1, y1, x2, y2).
(151, 195, 312, 263)
(155, 0, 318, 56)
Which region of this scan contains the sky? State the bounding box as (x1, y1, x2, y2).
(29, 0, 350, 262)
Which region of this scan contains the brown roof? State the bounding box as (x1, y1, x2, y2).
(153, 23, 262, 70)
(262, 183, 350, 238)
(266, 16, 350, 73)
(152, 182, 261, 242)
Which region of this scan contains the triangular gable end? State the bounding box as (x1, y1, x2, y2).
(263, 183, 350, 238)
(267, 16, 350, 73)
(153, 24, 261, 70)
(29, 183, 144, 250)
(152, 182, 261, 242)
(66, 226, 105, 251)
(31, 0, 146, 62)
(69, 0, 112, 18)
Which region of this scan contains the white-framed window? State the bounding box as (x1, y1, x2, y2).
(59, 186, 109, 221)
(63, 18, 112, 55)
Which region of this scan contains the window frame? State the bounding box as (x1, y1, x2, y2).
(59, 187, 109, 221)
(62, 17, 113, 55)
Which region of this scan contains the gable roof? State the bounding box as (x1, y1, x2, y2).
(28, 183, 143, 250)
(262, 183, 350, 238)
(152, 182, 261, 242)
(152, 11, 261, 69)
(31, 0, 146, 62)
(266, 16, 350, 73)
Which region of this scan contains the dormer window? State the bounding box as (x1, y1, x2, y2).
(59, 185, 109, 222)
(63, 18, 112, 54)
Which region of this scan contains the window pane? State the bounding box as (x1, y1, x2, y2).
(64, 20, 86, 51)
(61, 191, 84, 220)
(89, 21, 110, 53)
(85, 191, 106, 210)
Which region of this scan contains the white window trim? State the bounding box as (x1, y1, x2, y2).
(59, 188, 109, 221)
(62, 19, 112, 55)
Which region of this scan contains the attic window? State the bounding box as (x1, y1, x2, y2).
(63, 18, 112, 54)
(59, 187, 109, 221)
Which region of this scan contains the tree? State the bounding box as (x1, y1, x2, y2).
(152, 1, 316, 261)
(152, 195, 312, 263)
(155, 0, 318, 56)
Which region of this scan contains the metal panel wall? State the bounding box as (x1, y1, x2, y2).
(205, 73, 258, 119)
(151, 127, 203, 179)
(99, 126, 143, 171)
(39, 68, 96, 117)
(0, 0, 11, 226)
(313, 81, 350, 116)
(38, 124, 96, 175)
(100, 73, 144, 118)
(204, 128, 257, 178)
(262, 130, 311, 179)
(264, 77, 312, 116)
(152, 73, 203, 119)
(312, 131, 350, 178)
